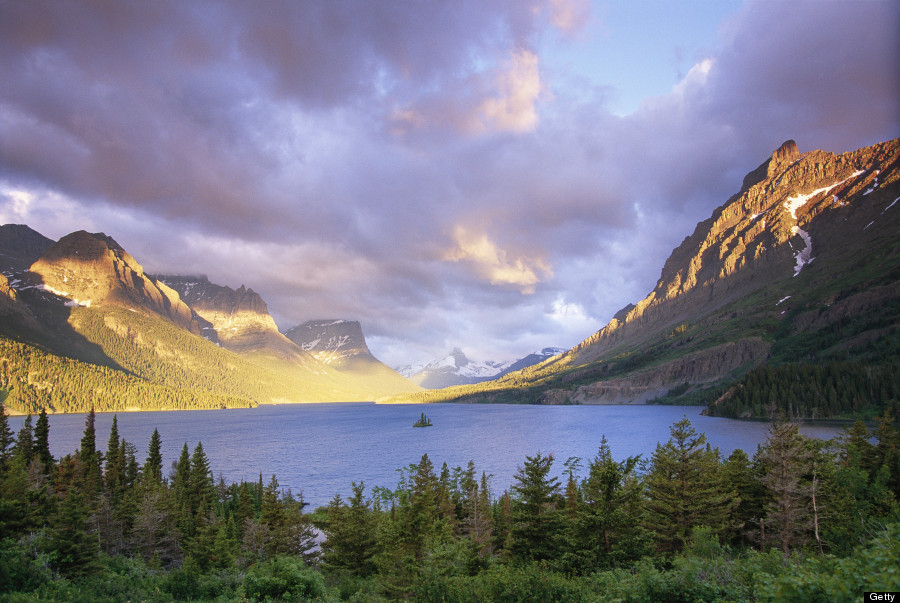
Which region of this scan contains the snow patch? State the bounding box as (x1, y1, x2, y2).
(791, 226, 814, 277)
(776, 296, 791, 306)
(783, 171, 864, 219)
(883, 197, 899, 214)
(864, 221, 875, 230)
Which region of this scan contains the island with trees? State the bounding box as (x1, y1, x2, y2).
(412, 412, 433, 428)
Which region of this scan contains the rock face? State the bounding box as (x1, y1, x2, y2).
(28, 231, 200, 333)
(158, 275, 300, 357)
(283, 320, 375, 369)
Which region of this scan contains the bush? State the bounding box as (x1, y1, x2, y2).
(0, 537, 54, 594)
(243, 555, 329, 601)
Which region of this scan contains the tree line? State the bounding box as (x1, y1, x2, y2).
(707, 361, 900, 419)
(1, 402, 899, 601)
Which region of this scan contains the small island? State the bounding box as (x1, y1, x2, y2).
(412, 412, 433, 427)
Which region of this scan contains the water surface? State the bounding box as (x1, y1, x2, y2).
(8, 403, 845, 509)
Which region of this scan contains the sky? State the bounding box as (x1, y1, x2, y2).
(1, 1, 898, 370)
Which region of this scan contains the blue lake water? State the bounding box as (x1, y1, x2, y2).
(7, 403, 847, 509)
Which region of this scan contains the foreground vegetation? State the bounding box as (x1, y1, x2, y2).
(1, 402, 899, 601)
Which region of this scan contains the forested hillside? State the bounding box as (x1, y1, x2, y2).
(2, 403, 898, 600)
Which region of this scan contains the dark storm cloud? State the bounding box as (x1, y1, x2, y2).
(1, 0, 898, 367)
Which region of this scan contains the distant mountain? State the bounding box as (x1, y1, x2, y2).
(156, 274, 302, 359)
(387, 138, 900, 418)
(400, 347, 564, 389)
(283, 319, 418, 393)
(284, 319, 371, 367)
(0, 224, 54, 274)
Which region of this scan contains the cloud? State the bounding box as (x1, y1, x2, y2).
(443, 225, 552, 293)
(548, 0, 592, 35)
(1, 0, 898, 368)
(477, 49, 544, 134)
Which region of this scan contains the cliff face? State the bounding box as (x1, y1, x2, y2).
(158, 275, 302, 358)
(28, 231, 201, 334)
(284, 320, 375, 368)
(571, 139, 900, 367)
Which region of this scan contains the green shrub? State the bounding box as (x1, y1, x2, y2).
(243, 555, 329, 601)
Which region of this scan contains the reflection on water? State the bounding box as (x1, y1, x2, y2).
(9, 403, 846, 509)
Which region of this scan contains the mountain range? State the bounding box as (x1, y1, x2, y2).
(386, 138, 900, 418)
(0, 229, 419, 413)
(398, 347, 566, 389)
(1, 137, 898, 418)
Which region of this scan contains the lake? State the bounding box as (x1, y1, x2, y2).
(7, 403, 847, 509)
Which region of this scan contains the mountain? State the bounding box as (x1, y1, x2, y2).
(156, 275, 302, 359)
(387, 138, 900, 417)
(0, 229, 418, 413)
(25, 231, 201, 333)
(400, 347, 565, 389)
(284, 320, 371, 367)
(284, 319, 420, 393)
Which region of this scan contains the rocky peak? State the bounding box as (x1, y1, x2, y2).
(741, 139, 802, 191)
(772, 139, 800, 164)
(156, 274, 292, 355)
(28, 230, 200, 333)
(284, 320, 374, 367)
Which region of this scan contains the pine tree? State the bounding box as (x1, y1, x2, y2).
(577, 436, 647, 569)
(104, 416, 123, 499)
(644, 417, 736, 553)
(190, 441, 215, 517)
(33, 408, 53, 474)
(322, 482, 378, 576)
(79, 408, 102, 492)
(143, 428, 163, 485)
(0, 402, 15, 472)
(12, 414, 33, 464)
(509, 451, 563, 563)
(757, 420, 813, 554)
(721, 448, 766, 548)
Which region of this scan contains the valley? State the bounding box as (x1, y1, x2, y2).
(1, 138, 899, 419)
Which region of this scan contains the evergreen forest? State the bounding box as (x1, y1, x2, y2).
(1, 403, 899, 601)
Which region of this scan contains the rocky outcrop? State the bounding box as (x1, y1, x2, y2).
(560, 338, 771, 404)
(28, 231, 200, 334)
(158, 275, 302, 358)
(284, 320, 375, 368)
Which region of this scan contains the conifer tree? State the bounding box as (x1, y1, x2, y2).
(33, 408, 53, 474)
(721, 448, 765, 547)
(143, 428, 163, 485)
(12, 414, 33, 464)
(190, 441, 215, 516)
(0, 402, 15, 472)
(577, 436, 647, 569)
(322, 482, 378, 576)
(79, 408, 102, 492)
(757, 420, 813, 554)
(509, 451, 563, 563)
(644, 417, 736, 553)
(104, 416, 123, 498)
